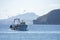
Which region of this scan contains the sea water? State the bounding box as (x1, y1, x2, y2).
(0, 25, 60, 40)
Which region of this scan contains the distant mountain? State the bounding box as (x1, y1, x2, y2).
(0, 12, 39, 25)
(33, 9, 60, 24)
(9, 12, 38, 20)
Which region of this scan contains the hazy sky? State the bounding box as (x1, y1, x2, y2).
(0, 0, 60, 19)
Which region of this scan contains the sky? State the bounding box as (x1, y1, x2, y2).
(0, 0, 60, 19)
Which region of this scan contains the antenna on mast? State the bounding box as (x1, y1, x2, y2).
(24, 10, 26, 12)
(23, 10, 26, 13)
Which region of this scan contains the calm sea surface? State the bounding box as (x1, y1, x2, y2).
(0, 25, 60, 40)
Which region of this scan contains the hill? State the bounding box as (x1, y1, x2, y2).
(33, 9, 60, 24)
(0, 12, 39, 25)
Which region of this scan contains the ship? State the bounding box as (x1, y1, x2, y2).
(10, 18, 28, 31)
